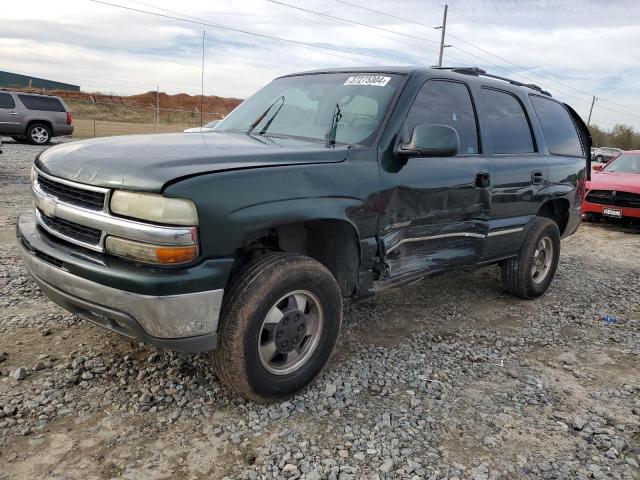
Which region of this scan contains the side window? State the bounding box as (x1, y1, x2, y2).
(0, 93, 15, 109)
(405, 80, 479, 154)
(530, 95, 582, 157)
(17, 95, 65, 112)
(482, 88, 535, 154)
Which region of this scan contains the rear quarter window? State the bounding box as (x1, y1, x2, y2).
(0, 92, 15, 109)
(18, 95, 66, 112)
(529, 95, 582, 157)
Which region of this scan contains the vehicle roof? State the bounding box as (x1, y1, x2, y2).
(279, 66, 552, 97)
(622, 150, 639, 154)
(0, 89, 63, 98)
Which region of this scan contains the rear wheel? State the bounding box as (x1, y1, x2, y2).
(501, 217, 560, 299)
(595, 155, 604, 162)
(26, 123, 52, 145)
(212, 252, 342, 402)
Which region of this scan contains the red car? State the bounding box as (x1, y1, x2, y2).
(583, 150, 640, 222)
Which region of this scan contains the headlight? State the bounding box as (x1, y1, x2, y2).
(110, 191, 198, 226)
(106, 236, 198, 264)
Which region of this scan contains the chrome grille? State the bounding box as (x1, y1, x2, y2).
(38, 209, 102, 246)
(36, 172, 106, 211)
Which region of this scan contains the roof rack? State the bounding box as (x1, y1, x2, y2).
(435, 66, 552, 97)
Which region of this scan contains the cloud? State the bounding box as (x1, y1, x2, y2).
(1, 0, 639, 129)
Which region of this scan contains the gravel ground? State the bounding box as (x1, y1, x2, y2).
(0, 137, 639, 480)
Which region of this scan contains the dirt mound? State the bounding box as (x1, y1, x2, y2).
(12, 88, 243, 116)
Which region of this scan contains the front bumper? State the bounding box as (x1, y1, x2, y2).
(17, 211, 228, 353)
(582, 200, 640, 219)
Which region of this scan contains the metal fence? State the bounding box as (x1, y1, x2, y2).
(61, 97, 225, 138)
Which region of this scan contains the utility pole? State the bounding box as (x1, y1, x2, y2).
(587, 95, 597, 127)
(201, 30, 205, 127)
(437, 4, 448, 68)
(155, 85, 159, 133)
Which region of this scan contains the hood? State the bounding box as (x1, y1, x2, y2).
(36, 132, 347, 192)
(183, 127, 216, 133)
(589, 171, 640, 192)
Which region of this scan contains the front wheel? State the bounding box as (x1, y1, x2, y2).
(212, 252, 342, 402)
(501, 217, 560, 299)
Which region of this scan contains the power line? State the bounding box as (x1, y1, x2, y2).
(88, 0, 401, 65)
(265, 0, 440, 47)
(327, 0, 638, 114)
(331, 0, 436, 29)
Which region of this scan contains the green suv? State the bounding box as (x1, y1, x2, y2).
(17, 67, 589, 401)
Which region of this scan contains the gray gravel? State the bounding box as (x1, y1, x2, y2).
(1, 137, 639, 479)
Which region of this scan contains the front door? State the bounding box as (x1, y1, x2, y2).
(0, 93, 22, 135)
(377, 79, 490, 279)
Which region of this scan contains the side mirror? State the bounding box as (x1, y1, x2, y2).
(395, 124, 459, 158)
(592, 163, 603, 172)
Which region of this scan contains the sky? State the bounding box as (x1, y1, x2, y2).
(2, 0, 639, 130)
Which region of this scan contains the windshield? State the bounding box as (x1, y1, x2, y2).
(205, 120, 221, 128)
(604, 154, 640, 173)
(215, 72, 403, 146)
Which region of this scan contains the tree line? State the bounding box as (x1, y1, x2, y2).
(589, 124, 640, 150)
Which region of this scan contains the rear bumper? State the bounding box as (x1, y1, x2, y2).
(17, 211, 228, 353)
(52, 125, 74, 136)
(582, 200, 640, 219)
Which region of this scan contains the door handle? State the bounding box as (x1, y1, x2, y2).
(475, 172, 491, 188)
(531, 171, 544, 184)
(9, 112, 19, 115)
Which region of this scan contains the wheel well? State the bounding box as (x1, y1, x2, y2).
(536, 199, 570, 235)
(24, 120, 52, 136)
(233, 220, 360, 297)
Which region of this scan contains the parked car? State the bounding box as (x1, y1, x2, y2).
(17, 67, 588, 401)
(0, 90, 73, 145)
(583, 150, 640, 222)
(183, 119, 221, 133)
(591, 146, 622, 163)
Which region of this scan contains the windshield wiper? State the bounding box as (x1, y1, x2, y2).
(325, 103, 343, 148)
(246, 96, 285, 136)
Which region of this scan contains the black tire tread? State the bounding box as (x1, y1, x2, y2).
(212, 252, 341, 402)
(501, 217, 560, 300)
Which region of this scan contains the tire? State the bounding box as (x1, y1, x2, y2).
(212, 252, 342, 402)
(26, 123, 52, 145)
(595, 155, 603, 162)
(501, 217, 560, 300)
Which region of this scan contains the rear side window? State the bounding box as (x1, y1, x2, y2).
(0, 92, 15, 109)
(482, 88, 535, 154)
(530, 95, 582, 157)
(405, 80, 479, 154)
(18, 95, 65, 112)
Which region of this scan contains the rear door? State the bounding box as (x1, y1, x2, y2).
(17, 94, 67, 127)
(377, 79, 490, 279)
(0, 92, 23, 134)
(479, 87, 547, 261)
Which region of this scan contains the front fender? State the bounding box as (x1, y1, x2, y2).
(165, 158, 380, 257)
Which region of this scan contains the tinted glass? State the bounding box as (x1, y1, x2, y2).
(482, 88, 534, 154)
(530, 95, 582, 157)
(405, 80, 478, 154)
(604, 155, 640, 173)
(0, 93, 15, 109)
(216, 73, 402, 146)
(18, 95, 65, 112)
